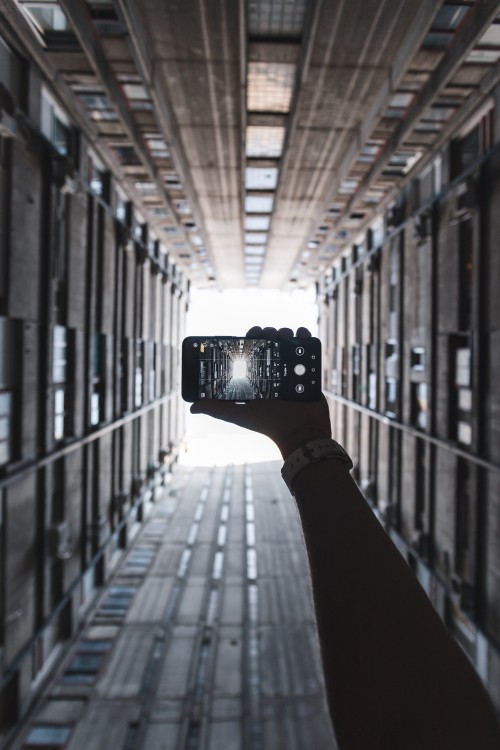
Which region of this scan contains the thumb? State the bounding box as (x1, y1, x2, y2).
(190, 401, 205, 414)
(190, 400, 242, 419)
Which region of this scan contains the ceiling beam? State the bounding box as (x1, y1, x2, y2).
(113, 0, 219, 279)
(342, 0, 500, 220)
(59, 0, 193, 249)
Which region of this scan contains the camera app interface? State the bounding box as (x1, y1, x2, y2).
(196, 338, 281, 400)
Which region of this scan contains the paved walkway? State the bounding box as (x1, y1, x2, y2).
(10, 463, 337, 750)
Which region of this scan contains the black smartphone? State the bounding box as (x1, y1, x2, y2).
(182, 335, 322, 402)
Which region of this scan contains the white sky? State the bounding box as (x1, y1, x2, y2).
(181, 287, 319, 466)
(185, 287, 319, 337)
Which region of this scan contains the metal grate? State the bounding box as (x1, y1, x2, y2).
(247, 0, 307, 38)
(245, 167, 278, 190)
(247, 62, 295, 112)
(245, 195, 274, 213)
(246, 125, 285, 157)
(244, 232, 268, 244)
(244, 215, 271, 230)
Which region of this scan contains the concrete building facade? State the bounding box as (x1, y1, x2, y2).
(0, 24, 188, 739)
(318, 107, 500, 708)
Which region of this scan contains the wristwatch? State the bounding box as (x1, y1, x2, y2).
(281, 438, 353, 496)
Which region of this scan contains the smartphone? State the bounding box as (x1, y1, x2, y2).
(182, 335, 322, 402)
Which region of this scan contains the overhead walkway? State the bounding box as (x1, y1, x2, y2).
(9, 462, 337, 750)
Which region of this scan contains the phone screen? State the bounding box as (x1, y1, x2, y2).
(182, 336, 322, 402)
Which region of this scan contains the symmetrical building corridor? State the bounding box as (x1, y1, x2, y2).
(7, 462, 336, 750)
(3, 0, 500, 744)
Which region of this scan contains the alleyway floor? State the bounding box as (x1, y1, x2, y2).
(11, 462, 337, 750)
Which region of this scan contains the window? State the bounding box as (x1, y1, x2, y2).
(40, 88, 71, 156)
(411, 346, 426, 370)
(358, 139, 384, 164)
(74, 87, 118, 124)
(0, 34, 27, 111)
(411, 382, 428, 430)
(388, 426, 401, 527)
(90, 333, 105, 426)
(245, 195, 274, 213)
(385, 378, 398, 417)
(0, 138, 11, 312)
(367, 344, 377, 409)
(244, 232, 268, 245)
(24, 724, 72, 748)
(0, 318, 15, 465)
(246, 126, 285, 158)
(455, 460, 472, 587)
(0, 391, 13, 465)
(122, 82, 148, 101)
(244, 215, 271, 231)
(458, 219, 473, 331)
(90, 161, 103, 196)
(352, 343, 361, 402)
(385, 92, 414, 115)
(135, 340, 143, 408)
(247, 0, 307, 36)
(48, 459, 66, 612)
(422, 4, 470, 48)
(20, 2, 70, 34)
(245, 167, 279, 190)
(385, 339, 398, 417)
(53, 326, 71, 441)
(415, 438, 426, 534)
(87, 0, 123, 35)
(60, 639, 112, 685)
(247, 62, 296, 113)
(388, 238, 399, 338)
(0, 488, 3, 647)
(148, 341, 156, 402)
(451, 103, 494, 176)
(52, 189, 69, 321)
(383, 149, 422, 177)
(95, 585, 137, 621)
(119, 338, 129, 414)
(144, 134, 170, 159)
(449, 336, 473, 446)
(245, 244, 266, 256)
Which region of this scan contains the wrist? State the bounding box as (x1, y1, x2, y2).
(277, 428, 333, 461)
(281, 438, 353, 495)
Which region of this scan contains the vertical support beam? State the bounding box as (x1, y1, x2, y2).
(474, 160, 491, 625)
(427, 200, 440, 569)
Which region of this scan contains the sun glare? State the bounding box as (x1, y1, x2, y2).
(232, 356, 247, 379)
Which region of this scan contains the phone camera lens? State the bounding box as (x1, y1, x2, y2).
(296, 346, 305, 356)
(295, 384, 305, 393)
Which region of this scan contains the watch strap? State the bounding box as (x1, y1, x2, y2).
(281, 438, 353, 496)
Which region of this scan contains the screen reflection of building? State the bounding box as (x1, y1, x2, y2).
(199, 339, 279, 400)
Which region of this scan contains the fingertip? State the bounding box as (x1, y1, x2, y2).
(262, 326, 278, 340)
(296, 327, 311, 338)
(278, 327, 294, 339)
(246, 325, 263, 337)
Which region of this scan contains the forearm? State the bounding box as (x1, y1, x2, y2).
(191, 319, 500, 748)
(292, 459, 500, 750)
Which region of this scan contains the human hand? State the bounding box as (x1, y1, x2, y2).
(190, 326, 332, 459)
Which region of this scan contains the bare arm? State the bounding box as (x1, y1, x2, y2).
(191, 326, 500, 750)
